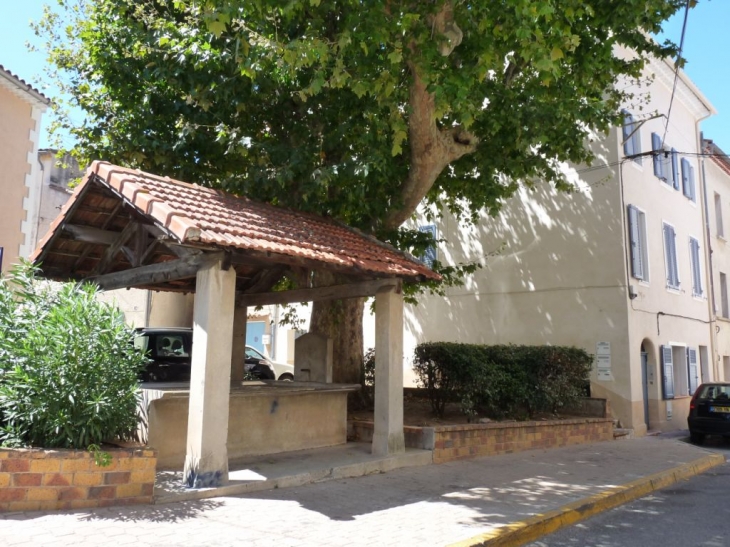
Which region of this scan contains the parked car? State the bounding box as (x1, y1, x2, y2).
(134, 328, 295, 382)
(687, 382, 730, 444)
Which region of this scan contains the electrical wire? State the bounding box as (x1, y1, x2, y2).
(661, 0, 692, 147)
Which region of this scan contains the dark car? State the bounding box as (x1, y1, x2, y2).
(687, 382, 730, 444)
(134, 327, 276, 382)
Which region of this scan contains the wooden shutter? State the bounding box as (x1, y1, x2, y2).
(419, 225, 437, 269)
(689, 163, 696, 202)
(690, 237, 702, 296)
(664, 224, 679, 288)
(671, 149, 680, 190)
(681, 158, 691, 198)
(652, 133, 664, 179)
(687, 348, 699, 395)
(622, 111, 634, 156)
(661, 345, 675, 399)
(627, 205, 644, 280)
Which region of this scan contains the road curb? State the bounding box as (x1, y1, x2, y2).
(448, 451, 726, 547)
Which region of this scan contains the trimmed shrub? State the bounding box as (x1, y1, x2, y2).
(0, 262, 146, 448)
(413, 342, 592, 420)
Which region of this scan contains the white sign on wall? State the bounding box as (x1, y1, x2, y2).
(596, 341, 613, 381)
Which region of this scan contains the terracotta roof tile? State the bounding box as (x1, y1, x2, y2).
(61, 161, 439, 282)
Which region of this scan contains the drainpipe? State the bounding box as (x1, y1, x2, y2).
(698, 130, 718, 381)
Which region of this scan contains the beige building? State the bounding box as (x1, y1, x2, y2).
(397, 53, 717, 435)
(0, 65, 50, 272)
(702, 138, 730, 381)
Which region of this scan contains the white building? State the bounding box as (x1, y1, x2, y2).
(391, 53, 717, 435)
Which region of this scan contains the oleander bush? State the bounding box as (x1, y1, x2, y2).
(0, 261, 146, 448)
(413, 342, 592, 420)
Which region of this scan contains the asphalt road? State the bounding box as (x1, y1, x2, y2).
(526, 436, 730, 547)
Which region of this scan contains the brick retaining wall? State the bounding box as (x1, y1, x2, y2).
(0, 447, 157, 512)
(349, 417, 614, 463)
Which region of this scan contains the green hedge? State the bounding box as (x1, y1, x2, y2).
(413, 342, 592, 420)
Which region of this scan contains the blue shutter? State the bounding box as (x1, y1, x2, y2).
(652, 133, 664, 180)
(419, 225, 437, 269)
(671, 148, 680, 190)
(687, 348, 699, 395)
(681, 158, 688, 197)
(661, 345, 675, 399)
(622, 111, 634, 156)
(627, 205, 644, 280)
(689, 163, 696, 202)
(664, 224, 679, 288)
(690, 237, 702, 296)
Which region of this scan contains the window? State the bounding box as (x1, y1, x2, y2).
(689, 237, 703, 297)
(715, 193, 725, 238)
(681, 158, 696, 202)
(418, 225, 437, 269)
(651, 133, 669, 182)
(721, 272, 729, 318)
(0, 247, 3, 271)
(663, 223, 680, 289)
(621, 111, 641, 163)
(661, 345, 696, 399)
(627, 205, 649, 281)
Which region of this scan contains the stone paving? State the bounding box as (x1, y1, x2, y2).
(0, 435, 719, 547)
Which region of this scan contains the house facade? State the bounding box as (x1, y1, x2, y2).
(395, 53, 717, 435)
(702, 138, 730, 382)
(0, 65, 50, 272)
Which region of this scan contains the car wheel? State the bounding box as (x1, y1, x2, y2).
(278, 373, 294, 382)
(689, 431, 705, 445)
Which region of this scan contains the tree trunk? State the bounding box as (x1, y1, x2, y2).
(308, 270, 365, 385)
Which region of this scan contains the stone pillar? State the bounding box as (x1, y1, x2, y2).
(184, 258, 236, 488)
(372, 283, 405, 456)
(230, 306, 247, 384)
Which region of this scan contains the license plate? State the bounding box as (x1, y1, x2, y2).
(710, 406, 730, 413)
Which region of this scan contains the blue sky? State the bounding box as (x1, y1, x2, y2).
(2, 1, 729, 152)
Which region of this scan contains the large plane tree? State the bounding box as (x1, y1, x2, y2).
(38, 0, 685, 384)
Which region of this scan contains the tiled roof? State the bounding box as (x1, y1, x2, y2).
(0, 65, 50, 106)
(34, 161, 439, 283)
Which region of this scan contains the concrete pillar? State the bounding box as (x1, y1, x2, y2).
(230, 306, 247, 384)
(183, 258, 236, 488)
(372, 283, 405, 456)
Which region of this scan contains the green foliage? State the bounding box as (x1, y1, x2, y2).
(413, 342, 592, 420)
(36, 0, 685, 254)
(0, 262, 146, 449)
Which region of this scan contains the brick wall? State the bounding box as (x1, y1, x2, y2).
(0, 447, 157, 512)
(349, 417, 614, 463)
(429, 418, 613, 463)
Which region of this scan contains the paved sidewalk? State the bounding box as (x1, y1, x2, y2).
(0, 435, 724, 547)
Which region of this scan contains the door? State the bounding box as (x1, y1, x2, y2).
(246, 321, 266, 353)
(641, 352, 650, 429)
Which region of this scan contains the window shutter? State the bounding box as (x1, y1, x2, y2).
(622, 111, 634, 156)
(419, 225, 437, 269)
(689, 163, 696, 202)
(687, 348, 699, 395)
(664, 224, 679, 288)
(671, 148, 680, 190)
(661, 345, 675, 399)
(627, 205, 644, 279)
(690, 237, 702, 296)
(652, 133, 663, 179)
(681, 158, 691, 198)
